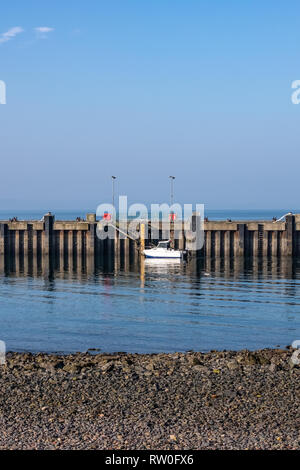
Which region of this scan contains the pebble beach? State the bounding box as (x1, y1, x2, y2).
(0, 349, 299, 450)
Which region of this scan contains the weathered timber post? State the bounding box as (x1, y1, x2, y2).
(15, 230, 20, 256)
(24, 227, 29, 255)
(0, 223, 7, 255)
(76, 230, 83, 271)
(67, 230, 73, 270)
(114, 228, 120, 259)
(43, 213, 55, 256)
(205, 231, 211, 257)
(27, 224, 33, 255)
(224, 231, 230, 257)
(214, 231, 221, 257)
(189, 212, 202, 258)
(68, 231, 73, 257)
(33, 230, 38, 257)
(77, 230, 82, 257)
(271, 231, 278, 257)
(140, 223, 145, 254)
(114, 228, 120, 270)
(244, 228, 250, 256)
(285, 214, 295, 256)
(262, 229, 268, 257)
(0, 253, 4, 272)
(170, 220, 175, 248)
(235, 224, 245, 256)
(86, 214, 96, 257)
(59, 230, 64, 256)
(253, 230, 259, 257)
(178, 222, 185, 251)
(123, 237, 129, 269)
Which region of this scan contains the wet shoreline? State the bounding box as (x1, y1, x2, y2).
(0, 349, 299, 449)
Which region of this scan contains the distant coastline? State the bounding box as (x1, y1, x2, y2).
(0, 208, 300, 221)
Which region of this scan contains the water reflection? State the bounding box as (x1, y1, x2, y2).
(0, 254, 299, 354)
(1, 253, 298, 281)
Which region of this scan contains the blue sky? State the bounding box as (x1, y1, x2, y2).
(0, 0, 300, 210)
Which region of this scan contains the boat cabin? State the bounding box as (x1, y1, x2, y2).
(157, 240, 171, 249)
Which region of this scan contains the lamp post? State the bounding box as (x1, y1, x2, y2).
(169, 176, 175, 207)
(112, 176, 116, 216)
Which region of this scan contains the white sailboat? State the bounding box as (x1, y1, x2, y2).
(143, 240, 183, 259)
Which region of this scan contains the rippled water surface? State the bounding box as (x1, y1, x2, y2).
(0, 256, 299, 353)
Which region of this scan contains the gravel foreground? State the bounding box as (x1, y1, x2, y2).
(0, 349, 299, 450)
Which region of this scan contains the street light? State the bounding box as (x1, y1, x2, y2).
(169, 176, 175, 207)
(112, 176, 116, 213)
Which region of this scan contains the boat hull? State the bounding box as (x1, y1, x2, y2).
(143, 248, 182, 259)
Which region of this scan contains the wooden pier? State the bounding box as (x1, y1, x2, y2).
(0, 212, 299, 260)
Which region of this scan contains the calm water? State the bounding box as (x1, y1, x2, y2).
(0, 256, 299, 353)
(0, 209, 299, 354)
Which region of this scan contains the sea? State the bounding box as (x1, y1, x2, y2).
(0, 209, 299, 354)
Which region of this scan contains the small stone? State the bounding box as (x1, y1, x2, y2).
(245, 354, 258, 365)
(101, 361, 114, 373)
(191, 357, 202, 366)
(63, 364, 81, 374)
(227, 360, 239, 370)
(192, 365, 203, 372)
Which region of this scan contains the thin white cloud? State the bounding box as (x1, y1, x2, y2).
(0, 27, 24, 44)
(34, 26, 54, 38)
(35, 27, 54, 33)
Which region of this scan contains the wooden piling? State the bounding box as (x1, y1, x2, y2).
(140, 223, 145, 254)
(271, 231, 278, 257)
(87, 223, 95, 257)
(214, 231, 221, 257)
(114, 229, 120, 271)
(15, 230, 20, 256)
(43, 213, 54, 255)
(68, 231, 73, 257)
(33, 230, 38, 257)
(224, 231, 230, 257)
(0, 224, 5, 255)
(124, 237, 130, 269)
(205, 231, 211, 257)
(114, 228, 120, 259)
(234, 224, 245, 256)
(281, 231, 287, 256)
(23, 229, 29, 256)
(253, 231, 259, 257)
(262, 230, 268, 257)
(77, 230, 82, 257)
(170, 220, 175, 248)
(178, 225, 185, 251)
(59, 230, 64, 256)
(285, 214, 295, 256)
